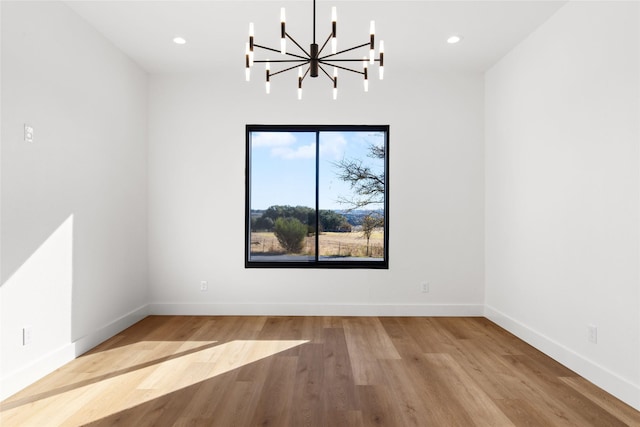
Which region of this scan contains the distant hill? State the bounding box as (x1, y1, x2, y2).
(251, 208, 382, 227)
(334, 210, 382, 226)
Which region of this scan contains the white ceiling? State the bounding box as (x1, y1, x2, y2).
(65, 0, 567, 74)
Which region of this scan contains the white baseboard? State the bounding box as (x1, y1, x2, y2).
(6, 303, 637, 412)
(0, 304, 149, 402)
(484, 305, 640, 411)
(0, 343, 77, 403)
(72, 304, 149, 356)
(148, 302, 484, 317)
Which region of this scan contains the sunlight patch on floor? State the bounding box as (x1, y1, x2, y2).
(0, 339, 308, 426)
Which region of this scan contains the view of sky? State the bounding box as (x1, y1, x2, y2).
(250, 130, 385, 211)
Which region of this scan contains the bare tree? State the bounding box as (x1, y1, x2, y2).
(361, 214, 384, 256)
(333, 143, 385, 210)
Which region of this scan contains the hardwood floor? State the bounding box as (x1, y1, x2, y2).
(1, 316, 638, 426)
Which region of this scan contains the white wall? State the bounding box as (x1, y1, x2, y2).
(147, 64, 485, 315)
(485, 1, 640, 409)
(0, 1, 149, 399)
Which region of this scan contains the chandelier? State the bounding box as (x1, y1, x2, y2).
(245, 0, 384, 99)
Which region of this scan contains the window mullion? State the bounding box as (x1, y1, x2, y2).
(315, 130, 320, 262)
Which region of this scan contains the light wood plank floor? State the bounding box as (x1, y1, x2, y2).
(1, 316, 639, 426)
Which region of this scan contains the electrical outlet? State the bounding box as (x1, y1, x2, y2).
(24, 124, 34, 143)
(588, 325, 598, 344)
(200, 281, 208, 291)
(421, 282, 429, 293)
(23, 326, 33, 346)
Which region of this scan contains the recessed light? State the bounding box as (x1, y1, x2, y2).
(447, 35, 463, 44)
(173, 37, 187, 45)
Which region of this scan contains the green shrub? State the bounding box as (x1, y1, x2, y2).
(274, 217, 307, 253)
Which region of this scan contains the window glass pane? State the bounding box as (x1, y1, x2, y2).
(248, 131, 316, 262)
(318, 131, 386, 261)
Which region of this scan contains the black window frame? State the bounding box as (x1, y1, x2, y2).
(245, 124, 389, 269)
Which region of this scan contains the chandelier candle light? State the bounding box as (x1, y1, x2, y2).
(245, 0, 384, 99)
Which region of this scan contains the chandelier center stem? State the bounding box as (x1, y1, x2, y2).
(310, 43, 319, 77)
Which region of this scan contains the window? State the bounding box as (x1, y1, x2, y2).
(246, 125, 389, 268)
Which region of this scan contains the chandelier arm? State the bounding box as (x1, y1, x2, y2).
(317, 33, 333, 57)
(320, 58, 380, 62)
(301, 66, 311, 82)
(254, 59, 308, 63)
(319, 61, 365, 76)
(319, 42, 370, 60)
(270, 60, 311, 77)
(317, 63, 335, 82)
(254, 43, 308, 60)
(286, 33, 311, 57)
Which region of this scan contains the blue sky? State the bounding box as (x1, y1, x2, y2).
(250, 130, 384, 210)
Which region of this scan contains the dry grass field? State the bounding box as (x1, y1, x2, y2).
(251, 230, 384, 258)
